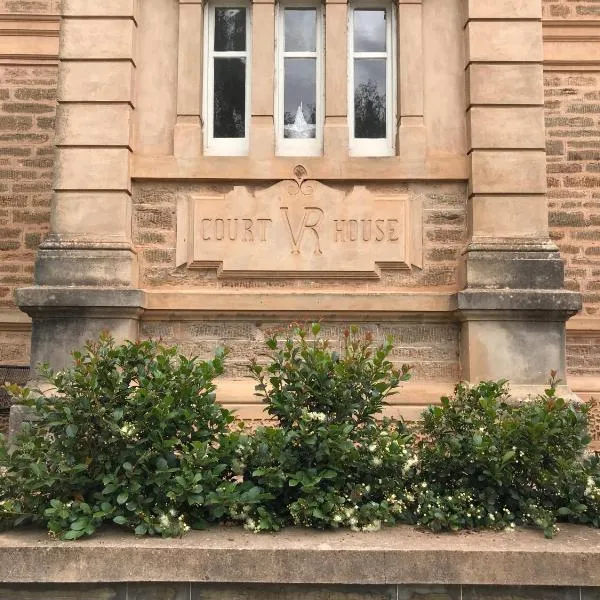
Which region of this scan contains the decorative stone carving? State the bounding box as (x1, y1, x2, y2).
(176, 169, 422, 278)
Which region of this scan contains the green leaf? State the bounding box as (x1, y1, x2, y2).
(65, 424, 78, 438)
(113, 516, 128, 525)
(122, 462, 133, 472)
(63, 529, 83, 540)
(70, 518, 89, 531)
(501, 450, 515, 465)
(134, 524, 147, 535)
(116, 493, 128, 505)
(558, 507, 572, 516)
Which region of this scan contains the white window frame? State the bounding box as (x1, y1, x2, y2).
(348, 2, 396, 157)
(203, 1, 251, 156)
(275, 0, 324, 157)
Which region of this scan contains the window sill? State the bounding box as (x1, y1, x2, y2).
(132, 154, 468, 181)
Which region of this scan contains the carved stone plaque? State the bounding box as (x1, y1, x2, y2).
(177, 174, 422, 278)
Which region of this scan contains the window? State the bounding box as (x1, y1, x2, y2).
(348, 4, 395, 156)
(276, 3, 323, 156)
(204, 3, 251, 155)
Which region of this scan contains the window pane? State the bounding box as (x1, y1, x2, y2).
(354, 58, 386, 139)
(283, 58, 316, 139)
(214, 8, 246, 52)
(353, 9, 386, 53)
(285, 8, 316, 52)
(214, 58, 246, 138)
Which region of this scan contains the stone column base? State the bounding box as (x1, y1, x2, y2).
(457, 289, 581, 389)
(15, 287, 144, 371)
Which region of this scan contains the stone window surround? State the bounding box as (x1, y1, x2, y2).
(347, 0, 396, 157)
(275, 0, 324, 157)
(203, 0, 252, 156)
(173, 0, 424, 162)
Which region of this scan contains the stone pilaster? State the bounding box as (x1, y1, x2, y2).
(397, 0, 425, 162)
(15, 0, 142, 373)
(249, 0, 275, 158)
(459, 0, 581, 389)
(324, 0, 348, 156)
(174, 0, 204, 158)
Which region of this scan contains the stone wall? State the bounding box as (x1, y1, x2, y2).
(0, 0, 58, 368)
(545, 72, 600, 318)
(543, 0, 600, 18)
(542, 0, 600, 386)
(0, 65, 56, 356)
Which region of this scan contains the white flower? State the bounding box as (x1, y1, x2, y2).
(372, 457, 382, 467)
(362, 520, 382, 532)
(304, 411, 326, 422)
(333, 514, 343, 523)
(119, 422, 136, 438)
(368, 443, 377, 452)
(159, 514, 170, 527)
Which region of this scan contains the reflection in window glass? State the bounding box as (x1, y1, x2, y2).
(284, 59, 316, 139)
(214, 8, 246, 52)
(354, 59, 386, 139)
(285, 9, 316, 52)
(214, 58, 246, 138)
(279, 6, 320, 151)
(354, 9, 386, 53)
(350, 4, 392, 154)
(206, 4, 249, 152)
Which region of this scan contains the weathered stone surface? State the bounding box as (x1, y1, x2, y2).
(1, 526, 600, 587)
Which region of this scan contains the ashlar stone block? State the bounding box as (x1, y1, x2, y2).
(56, 148, 131, 192)
(59, 61, 135, 103)
(52, 192, 132, 240)
(61, 19, 136, 61)
(469, 151, 546, 195)
(469, 195, 548, 239)
(62, 0, 137, 17)
(468, 107, 545, 150)
(466, 64, 544, 106)
(465, 0, 542, 20)
(465, 21, 543, 63)
(56, 104, 132, 147)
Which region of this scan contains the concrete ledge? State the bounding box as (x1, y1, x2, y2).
(1, 525, 600, 586)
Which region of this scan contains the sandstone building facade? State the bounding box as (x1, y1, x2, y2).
(0, 0, 598, 434)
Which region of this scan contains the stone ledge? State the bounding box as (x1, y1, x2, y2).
(1, 525, 599, 586)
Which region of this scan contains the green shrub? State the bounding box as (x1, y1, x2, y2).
(229, 324, 416, 532)
(413, 377, 600, 538)
(0, 334, 239, 539)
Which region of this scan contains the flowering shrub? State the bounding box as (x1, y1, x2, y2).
(0, 334, 239, 539)
(413, 377, 600, 538)
(228, 324, 416, 532)
(1, 328, 599, 540)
